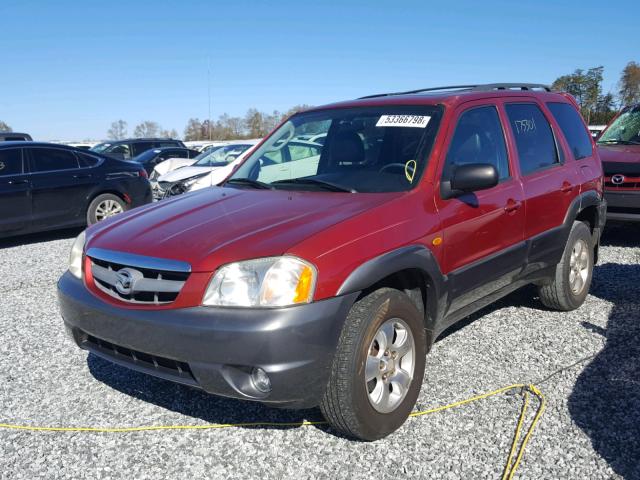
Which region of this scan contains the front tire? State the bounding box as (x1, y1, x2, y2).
(320, 288, 426, 440)
(87, 194, 127, 225)
(538, 221, 593, 311)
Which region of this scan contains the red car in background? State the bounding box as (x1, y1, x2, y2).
(597, 104, 640, 222)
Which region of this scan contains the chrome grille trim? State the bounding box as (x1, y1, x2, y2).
(87, 247, 191, 273)
(87, 248, 191, 305)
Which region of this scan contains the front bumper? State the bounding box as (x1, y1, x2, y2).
(58, 271, 358, 408)
(604, 190, 640, 222)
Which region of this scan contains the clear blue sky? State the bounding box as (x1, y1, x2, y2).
(0, 0, 636, 140)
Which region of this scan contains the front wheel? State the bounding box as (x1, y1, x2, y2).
(87, 193, 127, 225)
(538, 221, 594, 311)
(320, 288, 426, 440)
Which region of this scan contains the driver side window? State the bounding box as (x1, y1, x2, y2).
(443, 106, 510, 182)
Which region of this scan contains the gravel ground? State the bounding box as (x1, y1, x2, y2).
(0, 225, 638, 479)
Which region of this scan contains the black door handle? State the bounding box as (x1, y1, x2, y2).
(7, 179, 29, 185)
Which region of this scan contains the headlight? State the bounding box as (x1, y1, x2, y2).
(68, 231, 86, 279)
(202, 256, 316, 307)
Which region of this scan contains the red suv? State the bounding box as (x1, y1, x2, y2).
(596, 104, 640, 222)
(58, 84, 605, 440)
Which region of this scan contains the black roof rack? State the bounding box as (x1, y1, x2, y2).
(359, 83, 552, 99)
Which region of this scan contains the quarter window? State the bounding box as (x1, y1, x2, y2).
(547, 102, 593, 160)
(444, 106, 510, 182)
(30, 148, 79, 172)
(505, 104, 559, 175)
(0, 149, 23, 176)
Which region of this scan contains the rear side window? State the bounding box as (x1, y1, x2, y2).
(78, 152, 102, 167)
(444, 106, 510, 182)
(505, 104, 558, 175)
(132, 142, 155, 156)
(547, 102, 593, 160)
(0, 149, 23, 176)
(30, 148, 80, 172)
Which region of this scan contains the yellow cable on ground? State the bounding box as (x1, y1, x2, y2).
(0, 383, 545, 479)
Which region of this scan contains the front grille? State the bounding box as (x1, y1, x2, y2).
(87, 248, 190, 305)
(83, 334, 197, 384)
(605, 178, 640, 190)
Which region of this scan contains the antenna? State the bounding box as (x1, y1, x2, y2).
(207, 56, 212, 141)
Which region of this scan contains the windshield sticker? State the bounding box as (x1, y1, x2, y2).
(376, 115, 431, 128)
(513, 117, 536, 134)
(405, 160, 417, 183)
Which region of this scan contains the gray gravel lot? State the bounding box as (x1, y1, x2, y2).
(0, 225, 638, 479)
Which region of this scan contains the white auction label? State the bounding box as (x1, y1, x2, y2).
(376, 115, 431, 128)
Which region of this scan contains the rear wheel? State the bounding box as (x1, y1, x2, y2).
(87, 194, 127, 225)
(320, 288, 426, 440)
(538, 221, 593, 311)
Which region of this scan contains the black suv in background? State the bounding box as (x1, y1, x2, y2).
(132, 147, 200, 175)
(0, 142, 151, 239)
(90, 138, 185, 160)
(0, 132, 33, 141)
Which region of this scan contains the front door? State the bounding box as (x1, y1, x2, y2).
(435, 103, 526, 314)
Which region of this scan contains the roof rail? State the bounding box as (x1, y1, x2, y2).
(359, 83, 552, 99)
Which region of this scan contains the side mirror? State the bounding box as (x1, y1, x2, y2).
(443, 163, 499, 198)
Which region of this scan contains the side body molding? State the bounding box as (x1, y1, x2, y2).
(336, 245, 448, 331)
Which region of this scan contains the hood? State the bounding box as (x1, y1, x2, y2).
(159, 165, 221, 183)
(86, 187, 401, 272)
(154, 157, 195, 177)
(597, 144, 640, 165)
(189, 163, 237, 191)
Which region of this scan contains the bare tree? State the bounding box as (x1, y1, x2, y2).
(107, 120, 128, 140)
(160, 128, 179, 139)
(618, 61, 640, 107)
(133, 121, 161, 138)
(184, 118, 204, 141)
(0, 120, 12, 132)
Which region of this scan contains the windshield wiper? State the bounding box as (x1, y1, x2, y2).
(224, 178, 274, 189)
(271, 178, 356, 193)
(598, 139, 640, 145)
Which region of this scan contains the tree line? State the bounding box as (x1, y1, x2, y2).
(551, 61, 640, 125)
(106, 105, 311, 141)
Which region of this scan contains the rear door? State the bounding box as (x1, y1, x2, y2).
(435, 102, 526, 314)
(26, 147, 98, 228)
(546, 101, 600, 196)
(504, 102, 581, 267)
(0, 147, 31, 233)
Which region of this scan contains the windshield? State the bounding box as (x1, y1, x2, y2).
(90, 143, 111, 153)
(193, 144, 253, 167)
(598, 106, 640, 145)
(229, 105, 442, 193)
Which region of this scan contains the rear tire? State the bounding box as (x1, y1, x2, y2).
(87, 194, 127, 225)
(320, 288, 426, 441)
(538, 221, 593, 311)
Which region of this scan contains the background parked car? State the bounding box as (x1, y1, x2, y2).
(132, 147, 200, 175)
(0, 132, 32, 141)
(153, 141, 258, 199)
(596, 104, 640, 222)
(0, 142, 151, 238)
(90, 138, 185, 160)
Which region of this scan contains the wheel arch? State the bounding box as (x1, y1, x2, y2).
(336, 245, 447, 338)
(564, 190, 606, 263)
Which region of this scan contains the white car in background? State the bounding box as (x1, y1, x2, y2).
(153, 141, 259, 199)
(188, 139, 323, 192)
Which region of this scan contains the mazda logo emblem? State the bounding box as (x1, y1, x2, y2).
(611, 174, 625, 185)
(114, 268, 143, 295)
